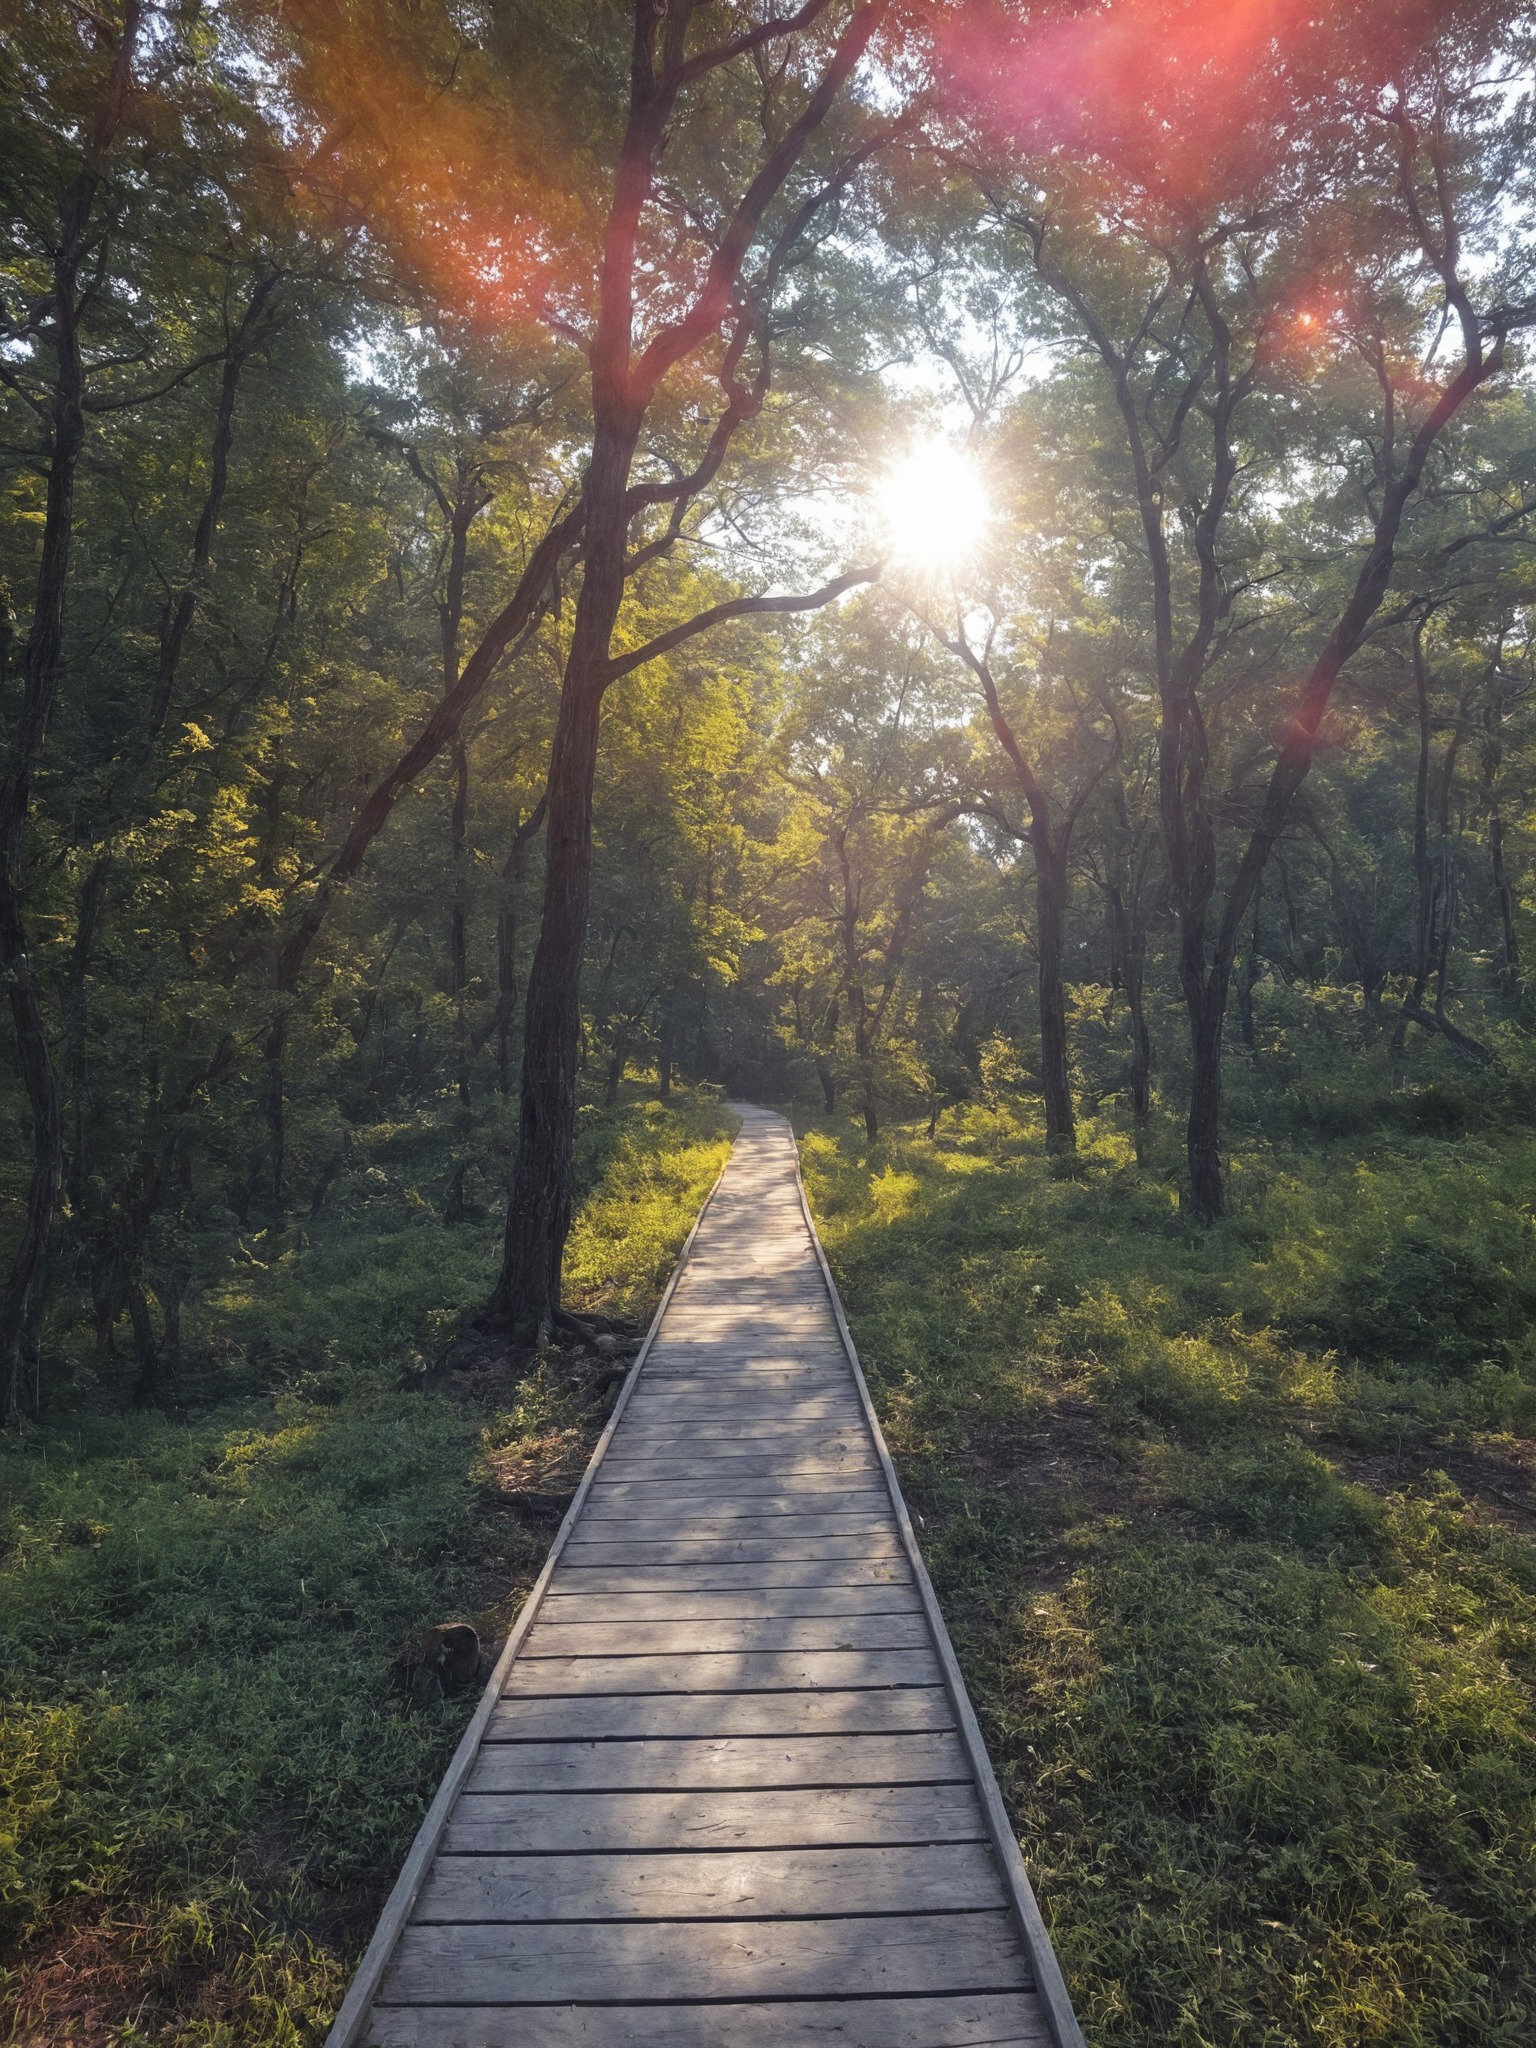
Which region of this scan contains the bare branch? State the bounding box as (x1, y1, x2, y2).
(604, 564, 879, 683)
(667, 0, 835, 89)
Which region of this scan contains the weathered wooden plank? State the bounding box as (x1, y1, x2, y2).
(444, 1784, 986, 1854)
(630, 1380, 851, 1398)
(470, 1731, 971, 1788)
(378, 1912, 1032, 2005)
(607, 1431, 873, 1459)
(627, 1386, 853, 1404)
(651, 1337, 838, 1349)
(650, 1337, 836, 1347)
(584, 1477, 890, 1507)
(567, 1510, 894, 1541)
(523, 1613, 930, 1657)
(363, 1991, 1052, 2048)
(502, 1647, 942, 1696)
(573, 1499, 888, 1531)
(592, 1452, 881, 1482)
(482, 1687, 955, 1740)
(414, 1840, 1006, 1923)
(615, 1418, 867, 1441)
(622, 1403, 862, 1424)
(561, 1533, 905, 1565)
(646, 1327, 846, 1340)
(637, 1373, 850, 1390)
(649, 1314, 838, 1326)
(538, 1584, 921, 1621)
(523, 1613, 931, 1657)
(620, 1404, 860, 1423)
(642, 1354, 846, 1368)
(660, 1304, 832, 1317)
(549, 1558, 913, 1593)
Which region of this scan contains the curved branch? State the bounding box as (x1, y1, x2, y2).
(604, 564, 879, 684)
(275, 501, 582, 989)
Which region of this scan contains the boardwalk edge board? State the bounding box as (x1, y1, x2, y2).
(787, 1134, 1089, 2048)
(322, 1146, 736, 2048)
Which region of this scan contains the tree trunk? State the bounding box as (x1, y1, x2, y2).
(1490, 811, 1519, 995)
(0, 13, 142, 1415)
(148, 268, 281, 745)
(1394, 621, 1438, 1055)
(486, 796, 546, 1095)
(1104, 782, 1151, 1137)
(62, 857, 109, 1209)
(263, 1014, 287, 1210)
(1276, 854, 1310, 981)
(449, 733, 470, 999)
(1034, 835, 1076, 1155)
(863, 1098, 879, 1143)
(1482, 667, 1519, 998)
(487, 415, 638, 1338)
(1185, 971, 1228, 1224)
(815, 1055, 837, 1115)
(128, 1278, 161, 1408)
(1236, 880, 1261, 1051)
(496, 849, 519, 1096)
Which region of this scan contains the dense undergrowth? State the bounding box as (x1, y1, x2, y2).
(0, 1092, 735, 2047)
(799, 1053, 1536, 2048)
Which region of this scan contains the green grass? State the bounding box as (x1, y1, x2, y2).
(0, 1090, 735, 2047)
(799, 1095, 1536, 2048)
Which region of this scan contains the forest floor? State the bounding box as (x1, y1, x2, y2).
(0, 1093, 736, 2048)
(5, 1071, 1534, 2047)
(799, 1076, 1536, 2048)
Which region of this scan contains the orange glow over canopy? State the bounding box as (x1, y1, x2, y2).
(281, 0, 588, 333)
(937, 0, 1462, 212)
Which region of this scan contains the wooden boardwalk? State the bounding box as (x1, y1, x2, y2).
(328, 1106, 1084, 2048)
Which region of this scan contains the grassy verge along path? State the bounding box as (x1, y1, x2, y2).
(0, 1093, 735, 2048)
(800, 1102, 1536, 2048)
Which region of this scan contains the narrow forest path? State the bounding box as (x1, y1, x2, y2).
(327, 1105, 1083, 2048)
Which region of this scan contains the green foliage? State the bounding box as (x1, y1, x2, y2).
(801, 1092, 1536, 2048)
(0, 1093, 733, 2044)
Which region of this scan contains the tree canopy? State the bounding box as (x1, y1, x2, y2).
(3, 0, 1535, 1404)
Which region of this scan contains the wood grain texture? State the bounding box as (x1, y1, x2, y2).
(623, 1395, 854, 1414)
(549, 1559, 914, 1592)
(522, 1613, 931, 1657)
(559, 1534, 906, 1565)
(470, 1731, 971, 1789)
(606, 1433, 874, 1460)
(566, 1518, 896, 1543)
(613, 1422, 867, 1444)
(414, 1840, 1006, 1922)
(483, 1687, 956, 1741)
(501, 1647, 943, 1696)
(362, 1993, 1052, 2047)
(442, 1783, 988, 1853)
(570, 1504, 895, 1532)
(538, 1584, 922, 1621)
(591, 1453, 882, 1482)
(584, 1476, 889, 1505)
(378, 1911, 1032, 2004)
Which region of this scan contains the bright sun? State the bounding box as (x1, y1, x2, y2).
(875, 439, 992, 577)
